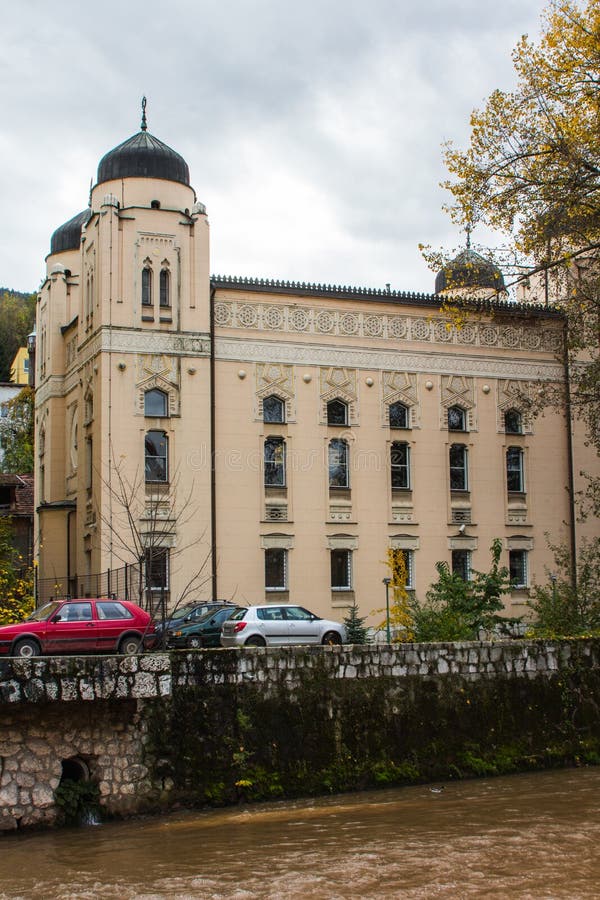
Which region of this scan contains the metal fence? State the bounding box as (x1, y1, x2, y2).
(35, 562, 165, 612)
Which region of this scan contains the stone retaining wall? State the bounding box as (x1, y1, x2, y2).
(1, 639, 595, 705)
(1, 639, 599, 833)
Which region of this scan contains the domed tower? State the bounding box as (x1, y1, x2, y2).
(435, 245, 506, 300)
(36, 101, 212, 607)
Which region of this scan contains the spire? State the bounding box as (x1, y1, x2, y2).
(465, 223, 472, 250)
(141, 96, 148, 132)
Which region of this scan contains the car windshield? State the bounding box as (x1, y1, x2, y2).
(169, 604, 197, 620)
(26, 601, 62, 622)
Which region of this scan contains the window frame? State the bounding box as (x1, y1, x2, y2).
(451, 549, 471, 581)
(509, 549, 528, 589)
(145, 547, 170, 592)
(264, 437, 286, 487)
(265, 547, 287, 591)
(159, 268, 170, 308)
(327, 398, 349, 426)
(145, 430, 169, 483)
(328, 438, 349, 488)
(389, 401, 409, 430)
(504, 408, 523, 434)
(449, 443, 469, 491)
(331, 548, 352, 590)
(506, 446, 525, 493)
(141, 266, 153, 307)
(263, 395, 285, 424)
(447, 405, 467, 432)
(144, 388, 169, 417)
(390, 441, 411, 490)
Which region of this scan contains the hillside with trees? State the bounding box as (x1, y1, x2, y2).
(0, 289, 35, 382)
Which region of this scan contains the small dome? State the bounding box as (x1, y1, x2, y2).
(97, 130, 190, 187)
(435, 249, 505, 295)
(50, 209, 92, 255)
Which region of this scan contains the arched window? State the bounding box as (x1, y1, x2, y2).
(449, 443, 468, 491)
(264, 437, 286, 486)
(448, 405, 466, 431)
(327, 399, 348, 426)
(504, 409, 522, 434)
(506, 446, 525, 492)
(389, 401, 409, 429)
(391, 442, 410, 489)
(329, 438, 349, 487)
(145, 431, 168, 483)
(144, 388, 168, 417)
(263, 395, 285, 424)
(159, 269, 170, 308)
(142, 267, 153, 306)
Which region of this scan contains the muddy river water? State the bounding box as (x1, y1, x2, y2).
(0, 767, 599, 899)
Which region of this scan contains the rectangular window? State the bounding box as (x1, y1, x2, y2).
(506, 447, 525, 492)
(329, 439, 349, 488)
(452, 549, 471, 581)
(391, 442, 410, 489)
(331, 549, 352, 590)
(145, 431, 168, 483)
(265, 548, 287, 590)
(509, 550, 528, 588)
(390, 548, 414, 590)
(264, 437, 286, 487)
(145, 547, 169, 591)
(449, 444, 468, 491)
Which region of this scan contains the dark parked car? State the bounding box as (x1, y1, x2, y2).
(0, 598, 156, 658)
(167, 605, 242, 649)
(154, 600, 237, 640)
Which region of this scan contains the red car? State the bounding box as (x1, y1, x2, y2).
(0, 598, 156, 658)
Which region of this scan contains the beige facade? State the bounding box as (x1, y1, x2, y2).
(34, 120, 598, 624)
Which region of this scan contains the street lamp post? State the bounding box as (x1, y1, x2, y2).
(382, 577, 392, 643)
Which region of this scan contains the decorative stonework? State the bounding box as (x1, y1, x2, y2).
(441, 375, 477, 430)
(213, 299, 562, 354)
(382, 371, 419, 428)
(320, 367, 358, 424)
(135, 354, 180, 417)
(497, 379, 536, 433)
(255, 363, 295, 421)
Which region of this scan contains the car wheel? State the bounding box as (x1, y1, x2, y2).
(244, 635, 266, 647)
(187, 635, 203, 649)
(118, 635, 142, 655)
(322, 631, 342, 645)
(13, 638, 41, 658)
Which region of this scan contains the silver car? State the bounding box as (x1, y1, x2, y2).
(220, 604, 346, 648)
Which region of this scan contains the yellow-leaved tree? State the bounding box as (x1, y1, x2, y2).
(374, 549, 414, 642)
(425, 0, 600, 541)
(0, 518, 34, 625)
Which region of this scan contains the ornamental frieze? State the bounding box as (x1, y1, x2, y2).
(213, 299, 562, 354)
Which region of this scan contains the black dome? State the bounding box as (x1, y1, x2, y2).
(435, 249, 505, 294)
(97, 130, 190, 186)
(50, 208, 92, 255)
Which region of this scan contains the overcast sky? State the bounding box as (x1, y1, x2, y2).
(1, 0, 545, 295)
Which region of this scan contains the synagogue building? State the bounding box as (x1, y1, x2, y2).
(34, 112, 596, 623)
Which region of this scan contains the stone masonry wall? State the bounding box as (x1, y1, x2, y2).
(1, 639, 599, 832)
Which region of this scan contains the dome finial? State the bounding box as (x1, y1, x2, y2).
(141, 96, 148, 132)
(465, 224, 472, 250)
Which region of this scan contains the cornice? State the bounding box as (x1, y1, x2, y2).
(215, 336, 563, 382)
(211, 275, 564, 319)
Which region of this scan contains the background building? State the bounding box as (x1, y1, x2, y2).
(34, 114, 597, 622)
